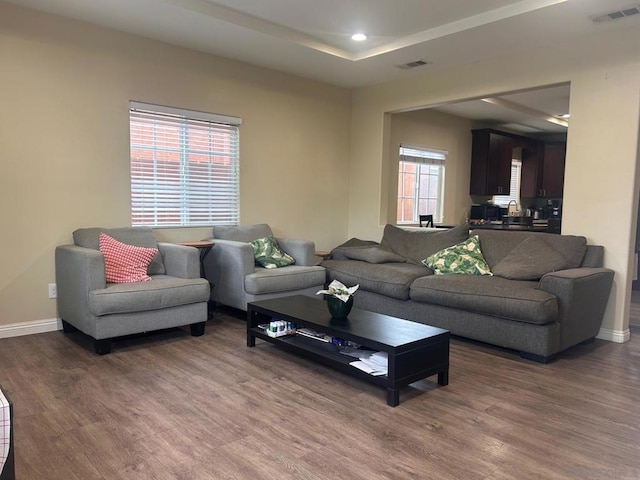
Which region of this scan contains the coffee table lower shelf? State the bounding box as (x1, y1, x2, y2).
(247, 296, 450, 407)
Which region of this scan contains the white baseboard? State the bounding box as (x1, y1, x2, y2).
(0, 318, 632, 344)
(596, 327, 631, 343)
(0, 318, 61, 339)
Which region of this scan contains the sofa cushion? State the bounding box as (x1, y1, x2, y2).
(472, 230, 587, 269)
(492, 236, 569, 280)
(330, 238, 380, 260)
(250, 236, 295, 269)
(89, 275, 210, 316)
(423, 235, 492, 276)
(410, 275, 558, 325)
(244, 265, 326, 295)
(380, 224, 469, 265)
(212, 224, 273, 243)
(99, 233, 158, 283)
(323, 259, 431, 300)
(73, 227, 165, 275)
(340, 246, 406, 264)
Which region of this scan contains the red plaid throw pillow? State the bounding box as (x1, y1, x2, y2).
(99, 233, 159, 283)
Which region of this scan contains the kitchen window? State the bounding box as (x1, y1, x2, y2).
(492, 159, 522, 209)
(397, 145, 446, 224)
(129, 102, 241, 227)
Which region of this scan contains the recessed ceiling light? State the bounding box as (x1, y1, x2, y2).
(351, 33, 367, 42)
(557, 113, 570, 118)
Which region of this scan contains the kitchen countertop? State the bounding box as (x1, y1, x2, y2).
(470, 223, 550, 232)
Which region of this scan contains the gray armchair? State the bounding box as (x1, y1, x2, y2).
(55, 227, 210, 354)
(203, 224, 326, 311)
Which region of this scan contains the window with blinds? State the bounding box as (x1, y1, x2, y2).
(129, 102, 241, 227)
(492, 160, 522, 208)
(397, 145, 447, 224)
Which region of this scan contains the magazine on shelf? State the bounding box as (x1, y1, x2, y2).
(296, 328, 332, 343)
(349, 351, 388, 376)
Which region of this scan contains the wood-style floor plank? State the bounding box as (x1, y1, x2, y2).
(0, 307, 639, 480)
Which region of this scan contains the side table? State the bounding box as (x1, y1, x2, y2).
(179, 240, 215, 318)
(315, 250, 330, 266)
(178, 240, 214, 277)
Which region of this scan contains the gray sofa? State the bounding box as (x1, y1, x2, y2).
(55, 227, 211, 354)
(322, 225, 614, 362)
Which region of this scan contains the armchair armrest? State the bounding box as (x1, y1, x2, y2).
(202, 239, 255, 308)
(275, 237, 316, 266)
(157, 243, 200, 279)
(55, 245, 106, 332)
(538, 267, 614, 349)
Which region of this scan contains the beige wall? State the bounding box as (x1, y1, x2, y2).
(388, 109, 474, 226)
(2, 2, 639, 342)
(349, 26, 640, 339)
(0, 3, 351, 326)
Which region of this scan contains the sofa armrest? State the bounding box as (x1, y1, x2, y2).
(157, 242, 200, 279)
(55, 245, 106, 331)
(275, 237, 316, 266)
(202, 239, 255, 308)
(538, 267, 614, 349)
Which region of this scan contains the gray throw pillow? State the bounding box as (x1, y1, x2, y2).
(380, 224, 469, 265)
(341, 246, 406, 264)
(330, 238, 380, 260)
(492, 236, 568, 280)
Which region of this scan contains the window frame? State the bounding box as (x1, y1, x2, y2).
(397, 144, 447, 225)
(129, 102, 242, 228)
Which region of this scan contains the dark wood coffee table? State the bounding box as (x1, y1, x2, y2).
(247, 295, 450, 406)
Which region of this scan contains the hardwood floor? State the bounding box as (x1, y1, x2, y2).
(1, 308, 639, 480)
(630, 290, 640, 328)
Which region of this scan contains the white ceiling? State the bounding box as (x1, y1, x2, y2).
(430, 83, 571, 135)
(5, 0, 639, 132)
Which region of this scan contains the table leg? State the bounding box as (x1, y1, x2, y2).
(386, 388, 399, 407)
(438, 369, 449, 386)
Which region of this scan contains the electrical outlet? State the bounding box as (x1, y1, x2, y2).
(48, 283, 57, 299)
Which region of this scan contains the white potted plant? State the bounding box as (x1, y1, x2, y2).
(316, 280, 359, 318)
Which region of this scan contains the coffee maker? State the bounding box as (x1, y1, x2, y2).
(541, 199, 561, 219)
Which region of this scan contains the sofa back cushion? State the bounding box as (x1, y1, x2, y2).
(380, 224, 469, 265)
(212, 224, 273, 243)
(73, 227, 165, 275)
(581, 245, 604, 267)
(491, 236, 568, 280)
(472, 230, 587, 270)
(330, 238, 380, 260)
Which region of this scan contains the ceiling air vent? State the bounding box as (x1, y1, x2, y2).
(395, 59, 432, 70)
(592, 4, 640, 22)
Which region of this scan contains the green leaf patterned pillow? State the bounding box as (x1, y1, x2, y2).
(422, 235, 492, 276)
(250, 236, 295, 269)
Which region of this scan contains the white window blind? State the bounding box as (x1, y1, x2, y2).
(493, 160, 522, 207)
(399, 145, 448, 165)
(129, 102, 241, 227)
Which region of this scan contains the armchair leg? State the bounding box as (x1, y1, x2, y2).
(94, 339, 112, 355)
(61, 320, 78, 333)
(190, 322, 206, 337)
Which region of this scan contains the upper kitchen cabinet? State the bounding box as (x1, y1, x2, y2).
(540, 143, 566, 198)
(521, 141, 566, 198)
(469, 129, 514, 196)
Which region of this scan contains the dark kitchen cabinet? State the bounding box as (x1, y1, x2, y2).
(469, 129, 514, 196)
(521, 142, 566, 198)
(540, 143, 566, 198)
